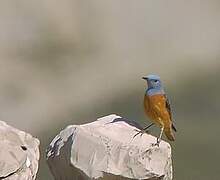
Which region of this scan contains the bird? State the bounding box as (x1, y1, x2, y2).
(134, 74, 177, 146)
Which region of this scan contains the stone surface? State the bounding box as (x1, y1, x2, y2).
(46, 114, 172, 180)
(0, 121, 40, 180)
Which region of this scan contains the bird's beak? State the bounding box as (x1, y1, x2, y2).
(142, 77, 148, 80)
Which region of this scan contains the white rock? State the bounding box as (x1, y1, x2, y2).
(46, 114, 172, 180)
(0, 121, 40, 180)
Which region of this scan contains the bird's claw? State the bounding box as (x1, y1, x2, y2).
(151, 138, 160, 147)
(151, 142, 160, 147)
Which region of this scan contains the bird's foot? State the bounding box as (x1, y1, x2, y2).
(151, 138, 160, 147)
(133, 129, 149, 139)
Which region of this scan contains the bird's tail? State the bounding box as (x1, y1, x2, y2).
(164, 126, 175, 141)
(172, 123, 177, 132)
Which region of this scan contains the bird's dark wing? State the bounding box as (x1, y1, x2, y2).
(165, 95, 177, 132)
(165, 95, 172, 120)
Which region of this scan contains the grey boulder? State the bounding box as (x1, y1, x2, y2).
(0, 121, 40, 180)
(47, 114, 172, 180)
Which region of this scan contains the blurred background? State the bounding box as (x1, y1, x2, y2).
(0, 1, 220, 180)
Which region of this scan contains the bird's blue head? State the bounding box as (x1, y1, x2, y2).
(142, 74, 164, 95)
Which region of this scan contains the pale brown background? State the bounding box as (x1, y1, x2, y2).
(0, 1, 220, 179)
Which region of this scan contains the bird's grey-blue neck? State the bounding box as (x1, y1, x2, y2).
(146, 87, 165, 96)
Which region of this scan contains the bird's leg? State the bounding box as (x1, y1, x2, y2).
(152, 126, 164, 147)
(133, 123, 154, 139)
(143, 123, 155, 131)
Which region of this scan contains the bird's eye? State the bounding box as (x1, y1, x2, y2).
(154, 80, 159, 83)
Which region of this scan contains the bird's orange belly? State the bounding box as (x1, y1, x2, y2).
(144, 94, 171, 127)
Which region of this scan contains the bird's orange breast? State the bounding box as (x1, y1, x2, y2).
(144, 94, 171, 128)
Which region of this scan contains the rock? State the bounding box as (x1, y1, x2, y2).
(46, 114, 172, 180)
(0, 121, 40, 180)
